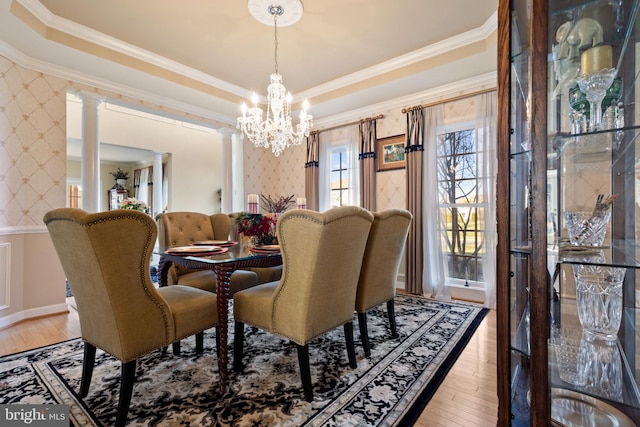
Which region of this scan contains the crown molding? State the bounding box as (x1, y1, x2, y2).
(313, 72, 497, 130)
(16, 0, 248, 98)
(2, 3, 497, 131)
(16, 0, 496, 104)
(1, 35, 495, 132)
(0, 40, 236, 127)
(295, 11, 497, 102)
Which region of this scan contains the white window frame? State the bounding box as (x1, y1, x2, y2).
(438, 120, 488, 290)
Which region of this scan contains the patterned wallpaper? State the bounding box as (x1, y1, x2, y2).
(0, 56, 67, 227)
(243, 138, 306, 203)
(242, 104, 413, 213)
(376, 106, 408, 212)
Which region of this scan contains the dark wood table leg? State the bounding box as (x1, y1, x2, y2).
(157, 256, 171, 287)
(213, 263, 233, 393)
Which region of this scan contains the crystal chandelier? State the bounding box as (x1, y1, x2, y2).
(237, 2, 312, 157)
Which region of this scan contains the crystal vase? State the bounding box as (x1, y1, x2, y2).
(564, 210, 611, 247)
(578, 335, 623, 400)
(571, 253, 625, 341)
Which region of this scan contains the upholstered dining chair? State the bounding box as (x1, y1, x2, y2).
(356, 209, 412, 357)
(156, 211, 260, 294)
(233, 206, 374, 402)
(228, 211, 283, 283)
(44, 208, 219, 427)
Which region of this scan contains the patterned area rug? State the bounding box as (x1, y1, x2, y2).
(0, 295, 487, 426)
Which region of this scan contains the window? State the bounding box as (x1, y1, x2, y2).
(318, 126, 359, 211)
(67, 179, 82, 208)
(437, 127, 487, 286)
(330, 146, 350, 207)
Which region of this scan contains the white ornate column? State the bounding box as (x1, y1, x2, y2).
(80, 93, 102, 212)
(219, 129, 234, 214)
(231, 132, 245, 212)
(153, 152, 164, 216)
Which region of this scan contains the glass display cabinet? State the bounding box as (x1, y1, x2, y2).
(497, 0, 640, 425)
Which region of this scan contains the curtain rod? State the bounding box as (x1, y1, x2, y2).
(402, 88, 496, 113)
(311, 114, 384, 134)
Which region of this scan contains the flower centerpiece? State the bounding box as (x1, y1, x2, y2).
(260, 193, 295, 214)
(120, 197, 148, 213)
(235, 212, 277, 245)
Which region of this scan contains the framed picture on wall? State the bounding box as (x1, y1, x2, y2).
(377, 134, 406, 172)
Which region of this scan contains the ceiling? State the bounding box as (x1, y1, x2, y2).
(0, 0, 498, 130)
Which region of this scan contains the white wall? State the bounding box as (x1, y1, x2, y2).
(66, 98, 224, 214)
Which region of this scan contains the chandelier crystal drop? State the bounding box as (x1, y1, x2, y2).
(237, 3, 312, 157)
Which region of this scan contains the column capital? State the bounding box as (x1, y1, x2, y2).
(217, 127, 237, 136)
(76, 91, 104, 105)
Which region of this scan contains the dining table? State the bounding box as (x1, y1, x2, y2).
(155, 240, 282, 393)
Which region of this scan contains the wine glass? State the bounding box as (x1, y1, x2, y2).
(576, 68, 617, 131)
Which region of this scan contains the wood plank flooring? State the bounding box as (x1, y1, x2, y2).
(0, 300, 498, 426)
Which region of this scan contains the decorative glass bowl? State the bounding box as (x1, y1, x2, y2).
(564, 210, 611, 246)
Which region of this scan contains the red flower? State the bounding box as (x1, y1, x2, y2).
(236, 212, 276, 240)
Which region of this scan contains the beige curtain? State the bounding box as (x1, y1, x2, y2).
(405, 109, 425, 294)
(305, 131, 320, 211)
(134, 166, 153, 213)
(133, 169, 142, 199)
(358, 120, 377, 211)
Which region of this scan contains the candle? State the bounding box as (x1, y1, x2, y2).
(581, 45, 612, 76)
(247, 194, 259, 214)
(296, 197, 307, 210)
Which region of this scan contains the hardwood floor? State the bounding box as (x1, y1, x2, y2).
(0, 300, 498, 426)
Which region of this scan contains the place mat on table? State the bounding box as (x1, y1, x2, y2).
(250, 245, 280, 254)
(192, 240, 238, 247)
(165, 245, 229, 256)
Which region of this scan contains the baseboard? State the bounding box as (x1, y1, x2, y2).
(448, 283, 486, 304)
(0, 303, 69, 330)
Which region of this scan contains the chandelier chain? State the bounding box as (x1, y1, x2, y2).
(273, 13, 278, 74)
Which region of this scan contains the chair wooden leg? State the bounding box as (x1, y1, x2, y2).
(344, 322, 357, 369)
(387, 300, 399, 338)
(357, 311, 371, 357)
(115, 360, 137, 427)
(195, 332, 204, 354)
(233, 321, 245, 373)
(296, 344, 313, 402)
(172, 341, 181, 355)
(79, 342, 96, 398)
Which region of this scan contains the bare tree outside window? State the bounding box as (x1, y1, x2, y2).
(437, 128, 486, 285)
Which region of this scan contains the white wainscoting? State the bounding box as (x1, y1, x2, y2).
(0, 227, 69, 329)
(0, 243, 9, 310)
